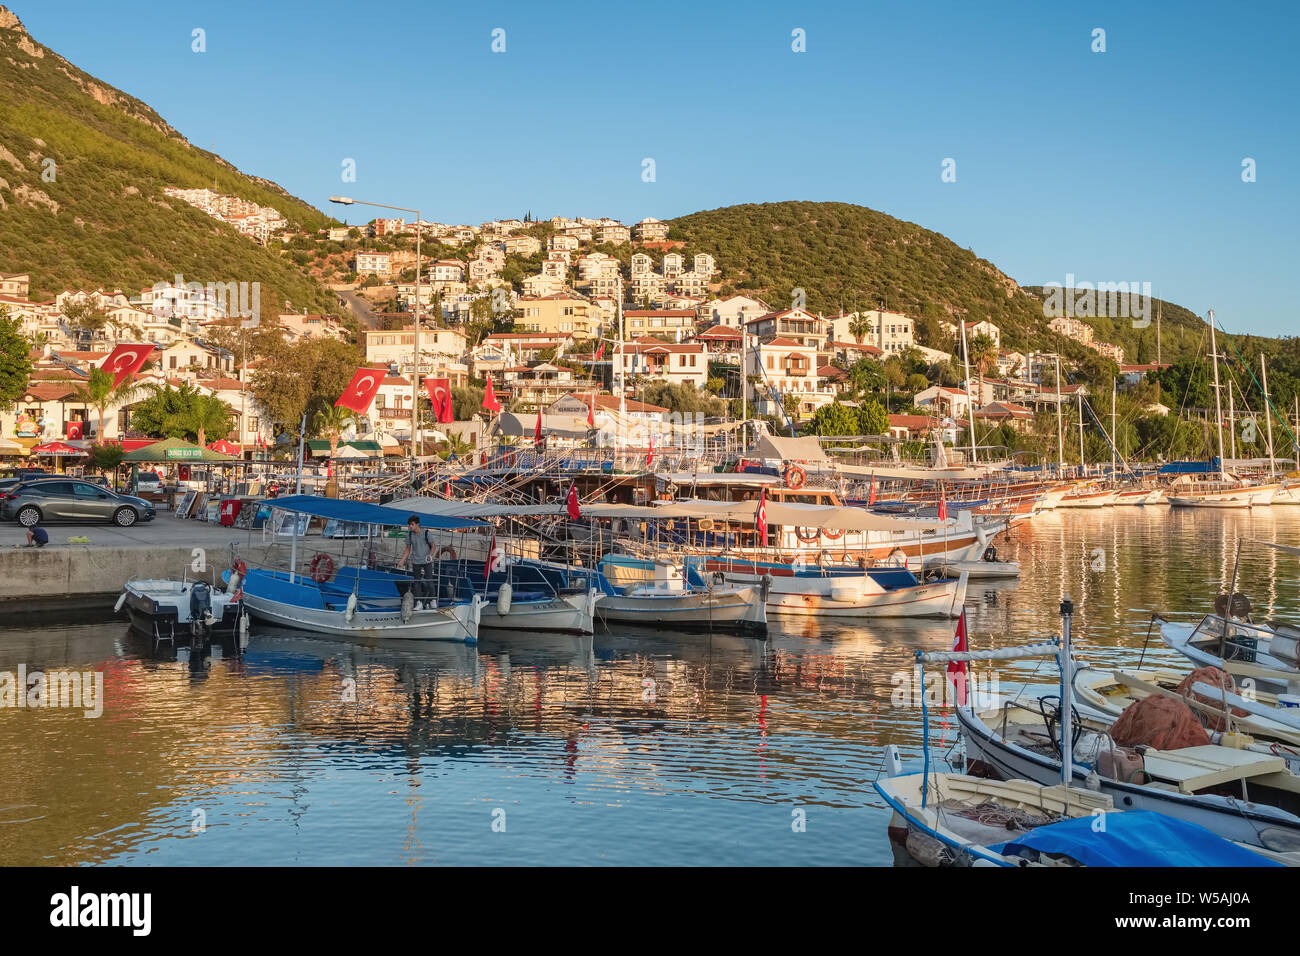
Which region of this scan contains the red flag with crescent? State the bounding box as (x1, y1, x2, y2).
(425, 378, 454, 423)
(566, 483, 581, 520)
(646, 431, 653, 468)
(938, 485, 948, 521)
(587, 396, 595, 428)
(102, 344, 156, 388)
(948, 610, 968, 706)
(65, 421, 84, 440)
(594, 342, 605, 360)
(756, 487, 768, 547)
(335, 368, 384, 414)
(534, 407, 543, 445)
(868, 473, 877, 506)
(482, 377, 501, 413)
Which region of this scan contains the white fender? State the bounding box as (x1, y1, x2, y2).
(883, 744, 904, 778)
(114, 591, 127, 614)
(345, 592, 358, 622)
(497, 582, 512, 616)
(401, 590, 415, 623)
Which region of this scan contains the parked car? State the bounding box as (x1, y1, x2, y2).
(132, 471, 163, 494)
(1, 479, 156, 527)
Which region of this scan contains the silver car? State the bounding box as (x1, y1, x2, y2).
(1, 479, 156, 527)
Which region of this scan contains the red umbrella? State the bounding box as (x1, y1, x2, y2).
(30, 441, 88, 457)
(207, 439, 240, 456)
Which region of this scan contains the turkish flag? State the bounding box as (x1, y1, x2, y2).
(947, 610, 969, 706)
(65, 421, 83, 440)
(566, 483, 581, 520)
(646, 431, 653, 468)
(335, 367, 384, 414)
(756, 487, 768, 547)
(534, 408, 543, 445)
(482, 377, 501, 413)
(587, 396, 595, 428)
(938, 485, 948, 521)
(868, 473, 877, 506)
(101, 344, 156, 388)
(425, 378, 454, 423)
(594, 342, 605, 360)
(486, 533, 500, 581)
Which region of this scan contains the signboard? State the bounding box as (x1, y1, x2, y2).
(166, 447, 203, 460)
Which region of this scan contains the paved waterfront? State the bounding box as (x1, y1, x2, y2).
(3, 516, 257, 550)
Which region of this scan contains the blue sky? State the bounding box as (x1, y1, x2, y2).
(16, 0, 1300, 335)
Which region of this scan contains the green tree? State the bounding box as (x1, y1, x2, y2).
(858, 398, 890, 435)
(848, 315, 872, 344)
(311, 404, 361, 458)
(72, 366, 144, 442)
(130, 382, 233, 445)
(250, 337, 363, 431)
(86, 442, 124, 482)
(0, 311, 33, 409)
(808, 402, 860, 436)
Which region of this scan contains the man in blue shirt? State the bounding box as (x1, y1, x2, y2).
(25, 525, 48, 548)
(399, 515, 435, 606)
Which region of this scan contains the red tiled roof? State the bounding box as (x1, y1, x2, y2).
(566, 393, 669, 414)
(22, 382, 79, 402)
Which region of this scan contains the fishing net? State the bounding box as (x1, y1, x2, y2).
(1110, 694, 1211, 751)
(1174, 666, 1248, 732)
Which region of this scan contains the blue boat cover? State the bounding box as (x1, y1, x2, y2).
(990, 810, 1281, 867)
(1156, 458, 1221, 476)
(268, 494, 488, 529)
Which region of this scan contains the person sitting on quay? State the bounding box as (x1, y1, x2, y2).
(24, 524, 49, 548)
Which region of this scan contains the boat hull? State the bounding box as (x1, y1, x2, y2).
(598, 585, 767, 635)
(478, 588, 599, 635)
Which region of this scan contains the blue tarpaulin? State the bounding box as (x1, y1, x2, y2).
(991, 811, 1282, 867)
(268, 495, 488, 530)
(1157, 458, 1221, 475)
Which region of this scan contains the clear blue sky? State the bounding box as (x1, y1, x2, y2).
(16, 0, 1300, 335)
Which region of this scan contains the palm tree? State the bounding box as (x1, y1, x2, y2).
(312, 404, 360, 459)
(188, 393, 233, 448)
(73, 367, 143, 443)
(848, 315, 872, 345)
(968, 332, 998, 408)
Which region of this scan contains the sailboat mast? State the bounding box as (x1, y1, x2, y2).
(1228, 380, 1237, 461)
(1262, 354, 1275, 477)
(1111, 378, 1117, 479)
(960, 319, 978, 465)
(1078, 392, 1085, 474)
(1208, 310, 1227, 479)
(1055, 354, 1064, 475)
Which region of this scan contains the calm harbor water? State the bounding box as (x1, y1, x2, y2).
(3, 508, 1300, 866)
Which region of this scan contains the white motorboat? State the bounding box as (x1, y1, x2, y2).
(1161, 615, 1300, 694)
(117, 577, 245, 643)
(596, 560, 766, 635)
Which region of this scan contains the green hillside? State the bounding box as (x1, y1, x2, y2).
(0, 5, 332, 317)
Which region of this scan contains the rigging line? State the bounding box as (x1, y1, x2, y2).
(1220, 331, 1300, 455)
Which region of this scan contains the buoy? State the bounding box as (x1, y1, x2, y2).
(401, 590, 415, 622)
(497, 582, 512, 616)
(113, 591, 127, 614)
(345, 592, 358, 622)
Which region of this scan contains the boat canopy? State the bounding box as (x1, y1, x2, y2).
(991, 811, 1281, 867)
(1156, 458, 1221, 475)
(391, 496, 948, 532)
(268, 494, 489, 529)
(745, 435, 830, 463)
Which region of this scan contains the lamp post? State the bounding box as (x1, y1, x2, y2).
(330, 196, 422, 477)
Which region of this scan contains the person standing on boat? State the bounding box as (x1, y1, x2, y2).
(399, 515, 435, 604)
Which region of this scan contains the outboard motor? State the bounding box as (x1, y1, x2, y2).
(189, 581, 213, 641)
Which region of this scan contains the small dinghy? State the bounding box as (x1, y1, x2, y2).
(597, 559, 767, 636)
(117, 577, 245, 644)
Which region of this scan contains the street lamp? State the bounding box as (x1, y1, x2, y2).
(330, 196, 423, 475)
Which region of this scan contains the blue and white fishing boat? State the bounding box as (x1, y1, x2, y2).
(688, 554, 967, 618)
(596, 556, 767, 635)
(440, 557, 603, 635)
(231, 496, 488, 643)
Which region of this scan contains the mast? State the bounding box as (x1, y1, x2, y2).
(1156, 300, 1162, 365)
(1208, 310, 1227, 479)
(1228, 380, 1237, 461)
(960, 319, 977, 465)
(1077, 391, 1085, 475)
(1055, 354, 1064, 476)
(1111, 378, 1117, 479)
(1262, 354, 1275, 477)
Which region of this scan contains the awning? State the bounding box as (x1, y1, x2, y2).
(123, 437, 239, 463)
(269, 494, 488, 530)
(207, 439, 241, 456)
(29, 441, 88, 456)
(493, 412, 591, 440)
(746, 435, 830, 464)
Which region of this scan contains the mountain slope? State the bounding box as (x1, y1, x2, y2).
(667, 201, 1237, 367)
(0, 5, 331, 316)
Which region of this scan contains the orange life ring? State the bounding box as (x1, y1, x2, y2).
(784, 463, 806, 490)
(309, 553, 335, 583)
(795, 526, 820, 544)
(437, 546, 457, 561)
(822, 526, 844, 540)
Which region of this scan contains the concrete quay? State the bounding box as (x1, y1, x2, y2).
(0, 517, 276, 607)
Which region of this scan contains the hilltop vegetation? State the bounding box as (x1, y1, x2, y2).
(0, 6, 332, 316)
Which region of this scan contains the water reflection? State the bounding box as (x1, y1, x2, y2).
(0, 509, 1297, 865)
